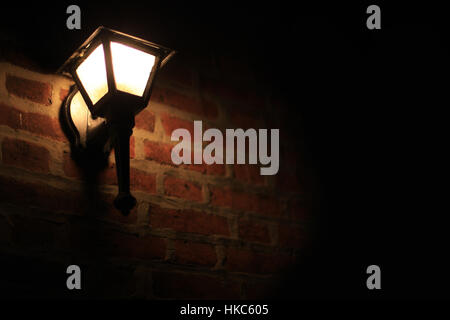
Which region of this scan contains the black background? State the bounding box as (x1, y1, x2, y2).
(0, 1, 447, 300)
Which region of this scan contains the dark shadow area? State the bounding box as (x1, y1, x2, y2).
(0, 1, 447, 300)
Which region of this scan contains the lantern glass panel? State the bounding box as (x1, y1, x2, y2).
(110, 41, 156, 97)
(76, 44, 109, 105)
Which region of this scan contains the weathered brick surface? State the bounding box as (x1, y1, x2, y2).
(210, 186, 280, 216)
(99, 164, 156, 194)
(163, 176, 203, 202)
(160, 113, 194, 138)
(143, 140, 173, 165)
(233, 164, 264, 185)
(144, 139, 225, 175)
(0, 103, 65, 141)
(59, 88, 69, 102)
(6, 74, 52, 105)
(2, 137, 50, 173)
(135, 110, 155, 133)
(0, 59, 307, 299)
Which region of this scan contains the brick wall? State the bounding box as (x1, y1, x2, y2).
(0, 55, 308, 299)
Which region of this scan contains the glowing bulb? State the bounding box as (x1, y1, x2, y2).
(110, 41, 155, 96)
(76, 44, 109, 105)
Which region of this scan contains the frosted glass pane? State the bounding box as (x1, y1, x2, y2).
(111, 41, 155, 96)
(76, 44, 109, 105)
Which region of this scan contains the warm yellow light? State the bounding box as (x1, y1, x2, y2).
(70, 91, 88, 143)
(110, 41, 155, 97)
(76, 44, 109, 105)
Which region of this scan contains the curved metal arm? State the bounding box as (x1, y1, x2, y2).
(107, 111, 136, 215)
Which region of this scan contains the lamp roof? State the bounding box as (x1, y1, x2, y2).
(58, 26, 175, 77)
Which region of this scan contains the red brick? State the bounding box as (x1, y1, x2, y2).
(206, 163, 226, 176)
(238, 219, 270, 244)
(176, 151, 217, 175)
(0, 103, 65, 141)
(0, 103, 21, 128)
(173, 240, 216, 267)
(164, 176, 203, 202)
(152, 271, 241, 299)
(130, 167, 156, 194)
(143, 140, 173, 165)
(129, 136, 135, 159)
(63, 145, 136, 182)
(149, 205, 229, 236)
(160, 113, 194, 138)
(6, 74, 52, 106)
(59, 88, 69, 102)
(98, 164, 156, 194)
(22, 112, 65, 141)
(135, 110, 155, 132)
(233, 164, 264, 185)
(225, 247, 292, 274)
(278, 224, 303, 249)
(62, 152, 83, 179)
(2, 137, 50, 173)
(210, 187, 280, 216)
(143, 140, 225, 176)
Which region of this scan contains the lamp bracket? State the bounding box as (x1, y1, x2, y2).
(62, 87, 111, 153)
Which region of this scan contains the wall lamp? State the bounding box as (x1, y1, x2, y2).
(59, 26, 175, 214)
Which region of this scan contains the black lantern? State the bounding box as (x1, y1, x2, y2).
(59, 26, 175, 214)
